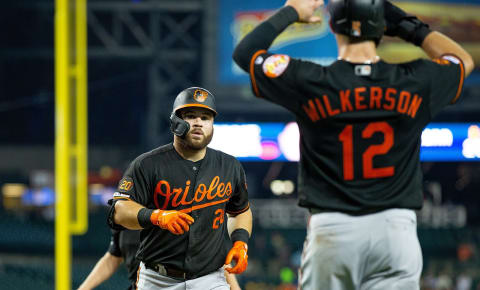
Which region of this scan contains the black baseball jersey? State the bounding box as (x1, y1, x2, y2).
(108, 229, 141, 289)
(248, 52, 464, 213)
(232, 6, 466, 214)
(113, 143, 249, 277)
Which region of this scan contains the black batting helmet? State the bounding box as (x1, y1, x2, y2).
(170, 87, 217, 137)
(328, 0, 385, 40)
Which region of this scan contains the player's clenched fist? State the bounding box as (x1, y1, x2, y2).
(285, 0, 323, 23)
(150, 209, 194, 235)
(224, 241, 248, 274)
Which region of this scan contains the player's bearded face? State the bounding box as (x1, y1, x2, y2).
(181, 109, 214, 150)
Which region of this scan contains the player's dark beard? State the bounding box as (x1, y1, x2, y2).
(180, 130, 213, 151)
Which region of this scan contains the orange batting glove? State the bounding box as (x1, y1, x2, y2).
(224, 241, 248, 274)
(150, 209, 194, 235)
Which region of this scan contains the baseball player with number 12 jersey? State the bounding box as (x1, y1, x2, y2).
(233, 0, 474, 289)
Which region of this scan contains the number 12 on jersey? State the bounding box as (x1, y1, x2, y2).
(338, 121, 395, 180)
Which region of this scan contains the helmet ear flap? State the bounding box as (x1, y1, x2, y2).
(170, 112, 190, 138)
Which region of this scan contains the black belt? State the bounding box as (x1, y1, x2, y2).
(144, 263, 193, 280)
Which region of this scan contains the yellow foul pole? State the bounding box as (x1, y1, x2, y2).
(71, 0, 88, 235)
(55, 0, 88, 289)
(54, 0, 71, 288)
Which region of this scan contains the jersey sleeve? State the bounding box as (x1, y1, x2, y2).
(249, 51, 322, 114)
(226, 160, 249, 215)
(420, 54, 465, 118)
(107, 229, 122, 257)
(113, 157, 151, 206)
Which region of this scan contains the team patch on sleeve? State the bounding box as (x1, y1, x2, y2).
(262, 54, 290, 78)
(117, 177, 134, 193)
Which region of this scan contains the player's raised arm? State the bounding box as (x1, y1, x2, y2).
(232, 0, 323, 72)
(384, 0, 474, 76)
(421, 32, 474, 76)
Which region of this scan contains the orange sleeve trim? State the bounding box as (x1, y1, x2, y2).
(135, 264, 141, 290)
(440, 54, 465, 104)
(226, 202, 250, 215)
(451, 57, 465, 104)
(250, 50, 267, 98)
(113, 196, 132, 201)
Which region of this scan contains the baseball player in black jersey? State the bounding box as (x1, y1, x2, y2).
(233, 0, 474, 289)
(108, 87, 252, 290)
(77, 228, 242, 290)
(78, 229, 141, 290)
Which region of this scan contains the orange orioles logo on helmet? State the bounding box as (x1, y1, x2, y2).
(193, 89, 209, 102)
(351, 21, 361, 37)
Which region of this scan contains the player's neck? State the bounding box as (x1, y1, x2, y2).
(336, 36, 379, 64)
(173, 140, 206, 162)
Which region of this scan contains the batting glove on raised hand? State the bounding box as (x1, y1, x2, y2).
(150, 209, 194, 235)
(384, 0, 431, 46)
(224, 241, 248, 274)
